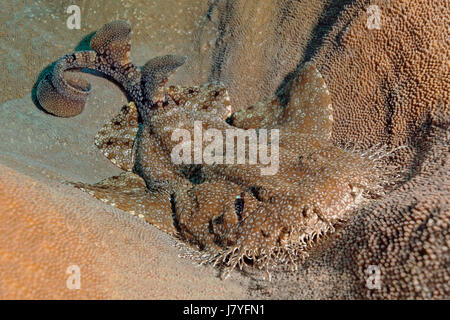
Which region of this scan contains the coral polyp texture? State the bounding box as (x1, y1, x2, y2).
(202, 0, 448, 299)
(36, 20, 390, 277)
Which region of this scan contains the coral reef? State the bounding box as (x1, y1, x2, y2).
(0, 0, 447, 299)
(312, 0, 449, 299)
(0, 164, 247, 299)
(207, 0, 448, 298)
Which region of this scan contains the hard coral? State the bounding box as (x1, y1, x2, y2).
(313, 0, 450, 299)
(207, 0, 448, 298)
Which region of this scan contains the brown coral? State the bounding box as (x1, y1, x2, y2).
(208, 0, 327, 111)
(313, 0, 449, 299)
(0, 164, 247, 299)
(1, 0, 448, 300)
(207, 0, 448, 298)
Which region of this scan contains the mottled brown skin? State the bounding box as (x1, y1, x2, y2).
(146, 63, 383, 274)
(40, 21, 385, 276)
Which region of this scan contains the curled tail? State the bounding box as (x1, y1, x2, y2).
(36, 21, 141, 117)
(36, 20, 187, 118)
(37, 51, 94, 117)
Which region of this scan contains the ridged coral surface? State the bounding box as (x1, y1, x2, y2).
(207, 0, 449, 299)
(0, 164, 248, 299)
